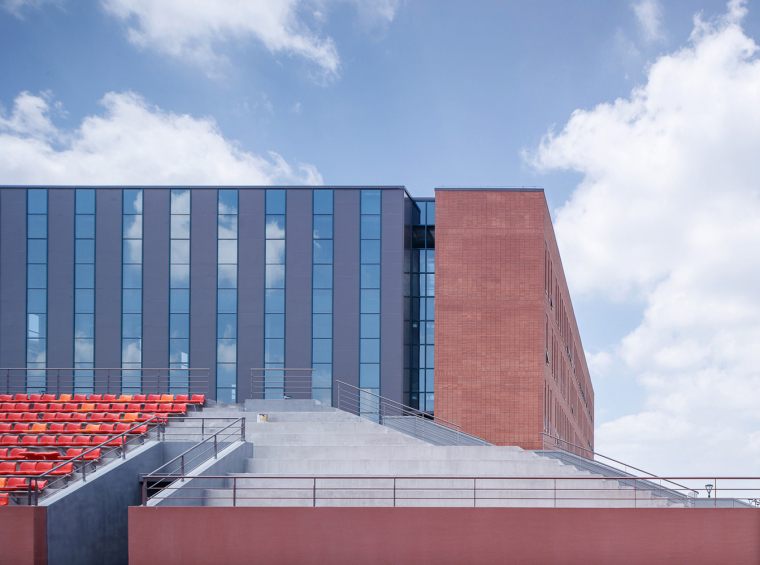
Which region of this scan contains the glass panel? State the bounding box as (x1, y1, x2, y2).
(27, 215, 47, 238)
(265, 289, 285, 313)
(75, 313, 94, 338)
(360, 339, 380, 363)
(412, 250, 421, 272)
(426, 226, 435, 248)
(76, 239, 95, 264)
(412, 322, 421, 344)
(426, 249, 435, 272)
(312, 364, 332, 388)
(27, 264, 47, 288)
(218, 215, 237, 239)
(218, 240, 237, 264)
(312, 339, 332, 363)
(217, 289, 237, 313)
(265, 189, 286, 214)
(264, 314, 285, 338)
(426, 369, 435, 390)
(313, 240, 333, 264)
(217, 339, 237, 363)
(75, 189, 95, 214)
(417, 201, 426, 225)
(427, 202, 435, 225)
(360, 240, 380, 264)
(28, 313, 46, 338)
(360, 215, 381, 240)
(265, 265, 285, 288)
(27, 289, 46, 313)
(121, 339, 142, 363)
(170, 289, 189, 314)
(412, 226, 426, 248)
(426, 321, 435, 343)
(216, 364, 237, 387)
(312, 265, 332, 289)
(427, 273, 435, 296)
(359, 364, 380, 388)
(426, 345, 435, 368)
(123, 189, 143, 214)
(360, 314, 380, 338)
(122, 215, 142, 239)
(312, 387, 331, 406)
(170, 339, 190, 364)
(74, 339, 94, 363)
(171, 215, 190, 239)
(265, 215, 285, 239)
(27, 189, 47, 214)
(265, 240, 285, 264)
(27, 339, 46, 363)
(360, 289, 380, 313)
(361, 264, 380, 288)
(312, 215, 333, 239)
(312, 314, 332, 339)
(217, 314, 237, 339)
(218, 190, 238, 214)
(264, 339, 284, 363)
(75, 289, 95, 313)
(218, 264, 238, 289)
(170, 314, 190, 338)
(313, 190, 333, 214)
(361, 190, 381, 214)
(170, 239, 190, 265)
(27, 239, 47, 263)
(123, 239, 142, 264)
(170, 264, 190, 288)
(312, 289, 332, 314)
(171, 189, 190, 214)
(427, 298, 435, 320)
(75, 215, 95, 239)
(122, 314, 142, 339)
(74, 264, 94, 289)
(122, 264, 142, 288)
(425, 393, 434, 411)
(412, 297, 423, 320)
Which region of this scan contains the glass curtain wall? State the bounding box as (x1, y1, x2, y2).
(312, 189, 333, 405)
(264, 189, 286, 398)
(122, 189, 143, 392)
(411, 200, 435, 411)
(217, 189, 238, 403)
(26, 189, 48, 392)
(359, 190, 381, 408)
(74, 189, 96, 392)
(170, 189, 190, 392)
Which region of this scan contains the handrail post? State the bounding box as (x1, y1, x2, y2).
(181, 455, 185, 481)
(240, 417, 245, 441)
(473, 478, 476, 508)
(82, 453, 86, 482)
(201, 418, 205, 441)
(233, 476, 237, 507)
(554, 478, 556, 507)
(313, 478, 316, 507)
(142, 476, 147, 506)
(214, 434, 218, 458)
(393, 478, 396, 507)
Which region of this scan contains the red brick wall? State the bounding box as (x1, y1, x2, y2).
(435, 189, 593, 450)
(0, 506, 47, 565)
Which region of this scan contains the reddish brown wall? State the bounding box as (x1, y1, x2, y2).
(0, 506, 47, 565)
(129, 507, 760, 565)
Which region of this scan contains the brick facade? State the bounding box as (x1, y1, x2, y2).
(435, 189, 594, 450)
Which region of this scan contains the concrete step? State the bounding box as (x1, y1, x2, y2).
(247, 433, 427, 446)
(250, 445, 532, 461)
(252, 411, 364, 423)
(244, 399, 332, 412)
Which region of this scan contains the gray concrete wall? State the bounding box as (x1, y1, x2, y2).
(238, 189, 265, 399)
(0, 189, 26, 373)
(47, 189, 74, 372)
(285, 189, 312, 390)
(332, 189, 361, 398)
(142, 189, 170, 369)
(190, 189, 217, 398)
(380, 189, 405, 403)
(95, 189, 122, 374)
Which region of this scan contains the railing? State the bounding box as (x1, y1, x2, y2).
(139, 475, 758, 508)
(335, 381, 490, 447)
(0, 368, 210, 396)
(250, 368, 314, 400)
(539, 433, 696, 506)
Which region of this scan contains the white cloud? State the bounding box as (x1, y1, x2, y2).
(527, 0, 760, 476)
(632, 0, 666, 44)
(0, 90, 322, 185)
(1, 0, 60, 17)
(100, 0, 399, 79)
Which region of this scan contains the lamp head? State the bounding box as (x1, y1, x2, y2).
(705, 484, 714, 498)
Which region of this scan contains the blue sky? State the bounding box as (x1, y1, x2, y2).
(3, 0, 760, 475)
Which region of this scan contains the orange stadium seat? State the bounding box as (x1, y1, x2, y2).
(117, 395, 132, 402)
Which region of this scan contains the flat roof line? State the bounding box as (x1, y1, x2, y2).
(435, 186, 544, 192)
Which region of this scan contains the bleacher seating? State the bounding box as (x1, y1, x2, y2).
(0, 393, 205, 503)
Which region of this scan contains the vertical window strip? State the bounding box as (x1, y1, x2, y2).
(26, 189, 48, 392)
(312, 189, 333, 405)
(121, 189, 143, 393)
(359, 189, 381, 411)
(74, 189, 95, 392)
(217, 189, 238, 403)
(264, 189, 286, 398)
(170, 189, 190, 393)
(410, 200, 435, 411)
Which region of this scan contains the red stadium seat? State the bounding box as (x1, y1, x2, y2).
(190, 395, 205, 405)
(0, 462, 16, 474)
(0, 478, 30, 492)
(104, 414, 120, 423)
(91, 436, 110, 447)
(0, 424, 11, 433)
(16, 462, 37, 475)
(0, 403, 14, 411)
(64, 423, 82, 433)
(73, 436, 92, 447)
(158, 404, 172, 413)
(171, 404, 187, 414)
(147, 395, 161, 403)
(61, 448, 84, 460)
(13, 394, 28, 402)
(94, 404, 110, 412)
(87, 394, 102, 402)
(1, 436, 19, 446)
(0, 395, 12, 402)
(99, 424, 116, 434)
(103, 394, 117, 402)
(55, 436, 75, 447)
(0, 493, 7, 506)
(39, 436, 57, 447)
(88, 413, 105, 423)
(13, 404, 30, 413)
(20, 436, 39, 447)
(30, 403, 48, 412)
(6, 414, 22, 422)
(72, 395, 87, 402)
(143, 403, 159, 412)
(175, 394, 189, 403)
(13, 424, 30, 433)
(49, 462, 74, 476)
(54, 413, 70, 422)
(71, 414, 88, 422)
(0, 448, 6, 458)
(8, 448, 28, 460)
(62, 403, 78, 412)
(28, 394, 42, 402)
(105, 436, 124, 447)
(0, 413, 5, 420)
(126, 403, 142, 412)
(133, 395, 147, 402)
(111, 403, 127, 412)
(48, 423, 65, 433)
(21, 413, 39, 422)
(41, 394, 55, 402)
(41, 413, 57, 422)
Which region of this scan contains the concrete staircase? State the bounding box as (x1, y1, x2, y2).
(188, 401, 684, 508)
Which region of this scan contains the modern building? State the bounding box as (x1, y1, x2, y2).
(0, 185, 593, 449)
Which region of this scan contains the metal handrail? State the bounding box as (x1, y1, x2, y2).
(145, 417, 245, 481)
(249, 368, 315, 400)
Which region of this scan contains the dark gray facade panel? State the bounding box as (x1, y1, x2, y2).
(380, 189, 405, 403)
(0, 189, 26, 370)
(237, 189, 265, 398)
(142, 189, 170, 369)
(47, 189, 75, 369)
(94, 189, 122, 372)
(332, 189, 361, 396)
(285, 189, 312, 380)
(190, 189, 217, 398)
